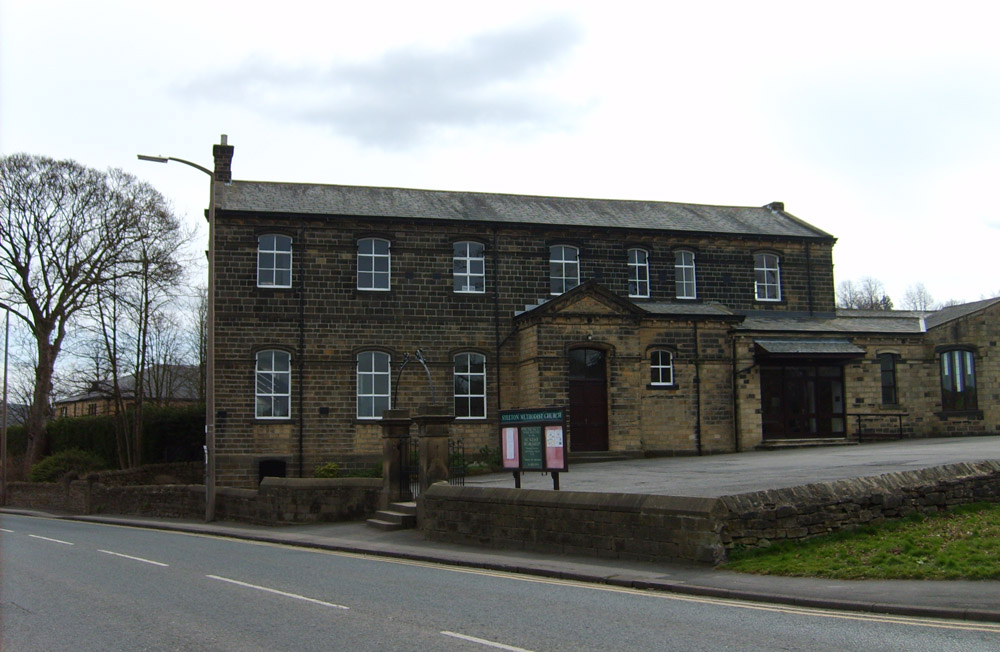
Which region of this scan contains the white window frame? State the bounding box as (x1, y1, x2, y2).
(754, 253, 781, 302)
(257, 234, 293, 288)
(550, 245, 580, 295)
(628, 248, 650, 298)
(358, 238, 391, 291)
(256, 350, 291, 419)
(454, 352, 487, 419)
(650, 350, 674, 386)
(674, 250, 697, 299)
(357, 351, 392, 419)
(453, 241, 486, 293)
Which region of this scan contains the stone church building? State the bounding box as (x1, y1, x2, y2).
(207, 142, 998, 488)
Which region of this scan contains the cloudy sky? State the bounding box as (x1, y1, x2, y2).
(2, 0, 998, 306)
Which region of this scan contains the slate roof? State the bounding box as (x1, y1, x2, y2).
(54, 365, 200, 405)
(924, 297, 1000, 330)
(754, 339, 866, 356)
(738, 310, 926, 334)
(217, 181, 834, 239)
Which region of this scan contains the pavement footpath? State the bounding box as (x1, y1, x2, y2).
(4, 436, 1000, 623)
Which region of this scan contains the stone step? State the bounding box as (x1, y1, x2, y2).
(366, 501, 418, 531)
(756, 438, 858, 450)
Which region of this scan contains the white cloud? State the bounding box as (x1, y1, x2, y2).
(176, 17, 587, 149)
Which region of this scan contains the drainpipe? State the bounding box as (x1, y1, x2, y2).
(297, 226, 305, 477)
(805, 241, 814, 316)
(492, 227, 502, 413)
(694, 320, 703, 456)
(731, 336, 741, 452)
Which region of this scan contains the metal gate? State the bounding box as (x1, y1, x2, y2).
(400, 437, 465, 499)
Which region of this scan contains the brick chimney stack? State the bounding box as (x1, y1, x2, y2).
(213, 134, 234, 183)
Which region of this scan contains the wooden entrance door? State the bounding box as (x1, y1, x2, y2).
(568, 348, 609, 451)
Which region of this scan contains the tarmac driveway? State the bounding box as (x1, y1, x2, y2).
(466, 436, 1000, 497)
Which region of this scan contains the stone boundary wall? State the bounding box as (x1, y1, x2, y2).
(718, 461, 1000, 549)
(5, 477, 380, 526)
(422, 460, 1000, 564)
(421, 485, 726, 563)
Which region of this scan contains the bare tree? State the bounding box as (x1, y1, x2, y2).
(90, 225, 187, 468)
(837, 277, 893, 310)
(902, 283, 935, 310)
(0, 153, 182, 471)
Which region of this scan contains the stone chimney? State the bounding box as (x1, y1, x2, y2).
(213, 134, 234, 184)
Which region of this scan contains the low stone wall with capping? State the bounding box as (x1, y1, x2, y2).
(5, 476, 381, 526)
(718, 461, 1000, 550)
(421, 485, 727, 563)
(422, 460, 1000, 564)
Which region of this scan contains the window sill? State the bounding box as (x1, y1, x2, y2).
(935, 409, 984, 420)
(647, 383, 680, 391)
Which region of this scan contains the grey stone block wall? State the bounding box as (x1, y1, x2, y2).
(421, 461, 1000, 564)
(6, 477, 381, 526)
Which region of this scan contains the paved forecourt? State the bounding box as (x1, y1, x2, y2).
(465, 436, 1000, 497)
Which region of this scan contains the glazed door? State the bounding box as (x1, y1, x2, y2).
(568, 348, 609, 451)
(760, 365, 846, 439)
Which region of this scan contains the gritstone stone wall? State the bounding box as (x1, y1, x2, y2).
(421, 460, 1000, 564)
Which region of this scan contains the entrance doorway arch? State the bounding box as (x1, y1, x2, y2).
(568, 348, 609, 451)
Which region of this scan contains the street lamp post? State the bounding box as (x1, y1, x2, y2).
(1, 308, 9, 507)
(138, 136, 224, 522)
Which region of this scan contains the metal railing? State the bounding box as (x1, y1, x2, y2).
(851, 413, 906, 441)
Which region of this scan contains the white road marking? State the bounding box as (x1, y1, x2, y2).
(28, 534, 73, 545)
(99, 550, 169, 567)
(441, 631, 536, 651)
(290, 546, 1000, 634)
(0, 528, 14, 533)
(206, 575, 349, 610)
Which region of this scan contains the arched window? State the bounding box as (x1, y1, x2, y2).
(453, 241, 486, 293)
(674, 250, 696, 299)
(549, 245, 580, 295)
(628, 248, 650, 298)
(754, 253, 781, 301)
(256, 350, 291, 418)
(358, 238, 391, 291)
(650, 350, 674, 386)
(357, 351, 391, 418)
(454, 353, 487, 418)
(257, 235, 292, 288)
(940, 349, 977, 411)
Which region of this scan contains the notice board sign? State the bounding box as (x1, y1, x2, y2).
(499, 408, 567, 488)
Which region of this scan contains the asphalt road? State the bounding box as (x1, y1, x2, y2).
(3, 514, 999, 652)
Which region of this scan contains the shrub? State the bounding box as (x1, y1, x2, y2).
(44, 403, 205, 468)
(343, 462, 382, 478)
(29, 448, 108, 482)
(313, 462, 340, 478)
(478, 445, 501, 470)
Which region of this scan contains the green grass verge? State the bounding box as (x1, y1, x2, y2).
(722, 502, 1000, 580)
